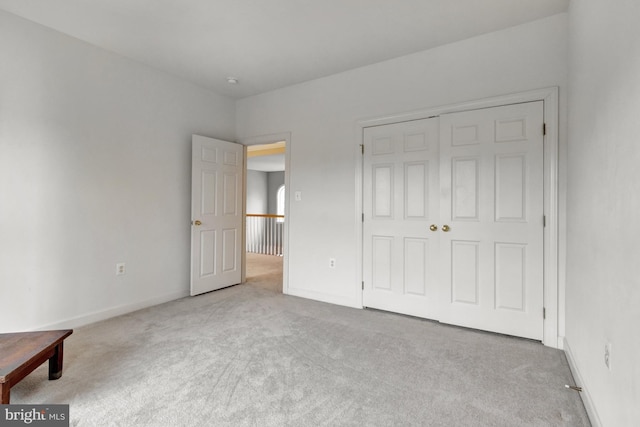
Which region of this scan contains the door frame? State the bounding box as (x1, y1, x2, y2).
(238, 131, 291, 294)
(355, 87, 560, 348)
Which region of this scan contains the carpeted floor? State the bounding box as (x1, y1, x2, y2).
(245, 252, 283, 293)
(10, 254, 589, 426)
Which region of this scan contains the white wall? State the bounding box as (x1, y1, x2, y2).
(0, 11, 236, 332)
(247, 170, 268, 214)
(566, 1, 640, 425)
(237, 14, 568, 309)
(267, 171, 285, 215)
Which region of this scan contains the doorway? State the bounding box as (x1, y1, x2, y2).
(245, 140, 287, 292)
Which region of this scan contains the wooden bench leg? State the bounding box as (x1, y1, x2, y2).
(1, 382, 9, 404)
(48, 341, 64, 380)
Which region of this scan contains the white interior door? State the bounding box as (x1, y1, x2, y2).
(362, 118, 440, 319)
(362, 101, 545, 340)
(439, 101, 544, 340)
(191, 135, 244, 296)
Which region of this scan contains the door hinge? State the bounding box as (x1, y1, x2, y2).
(362, 281, 364, 290)
(543, 307, 546, 319)
(543, 123, 547, 136)
(360, 144, 364, 155)
(543, 215, 546, 227)
(362, 213, 364, 222)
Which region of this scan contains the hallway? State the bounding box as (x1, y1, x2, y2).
(245, 253, 283, 293)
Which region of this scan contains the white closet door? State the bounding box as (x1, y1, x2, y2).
(439, 101, 544, 340)
(363, 118, 441, 319)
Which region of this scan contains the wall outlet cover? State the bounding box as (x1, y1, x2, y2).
(116, 263, 126, 276)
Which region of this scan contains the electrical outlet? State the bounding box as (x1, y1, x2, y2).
(116, 263, 126, 276)
(604, 343, 612, 371)
(329, 258, 336, 269)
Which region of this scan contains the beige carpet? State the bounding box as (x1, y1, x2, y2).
(245, 252, 283, 293)
(9, 263, 589, 426)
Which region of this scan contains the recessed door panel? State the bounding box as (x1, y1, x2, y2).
(495, 117, 527, 142)
(373, 165, 393, 218)
(372, 236, 393, 291)
(404, 238, 428, 296)
(452, 157, 479, 221)
(201, 146, 217, 163)
(495, 154, 526, 222)
(405, 162, 428, 219)
(495, 243, 526, 311)
(222, 229, 237, 272)
(223, 172, 238, 216)
(373, 137, 394, 155)
(451, 241, 479, 305)
(200, 230, 216, 277)
(223, 149, 239, 166)
(201, 171, 217, 215)
(404, 132, 428, 152)
(452, 124, 480, 146)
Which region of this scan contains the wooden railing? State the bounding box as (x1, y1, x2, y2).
(246, 214, 284, 256)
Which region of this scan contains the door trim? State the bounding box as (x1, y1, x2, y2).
(355, 87, 560, 348)
(238, 132, 291, 294)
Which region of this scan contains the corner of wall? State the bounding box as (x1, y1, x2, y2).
(563, 338, 602, 427)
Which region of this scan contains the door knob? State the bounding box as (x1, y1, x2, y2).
(442, 224, 450, 232)
(429, 224, 438, 232)
(193, 220, 202, 226)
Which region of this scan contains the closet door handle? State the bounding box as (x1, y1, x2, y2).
(193, 220, 202, 226)
(429, 224, 438, 232)
(442, 225, 450, 232)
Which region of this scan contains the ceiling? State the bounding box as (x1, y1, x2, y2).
(247, 141, 285, 171)
(247, 154, 285, 172)
(0, 0, 569, 99)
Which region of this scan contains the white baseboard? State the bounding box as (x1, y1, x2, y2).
(285, 287, 361, 310)
(564, 338, 602, 427)
(35, 290, 190, 331)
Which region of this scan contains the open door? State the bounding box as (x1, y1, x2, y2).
(190, 135, 244, 296)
